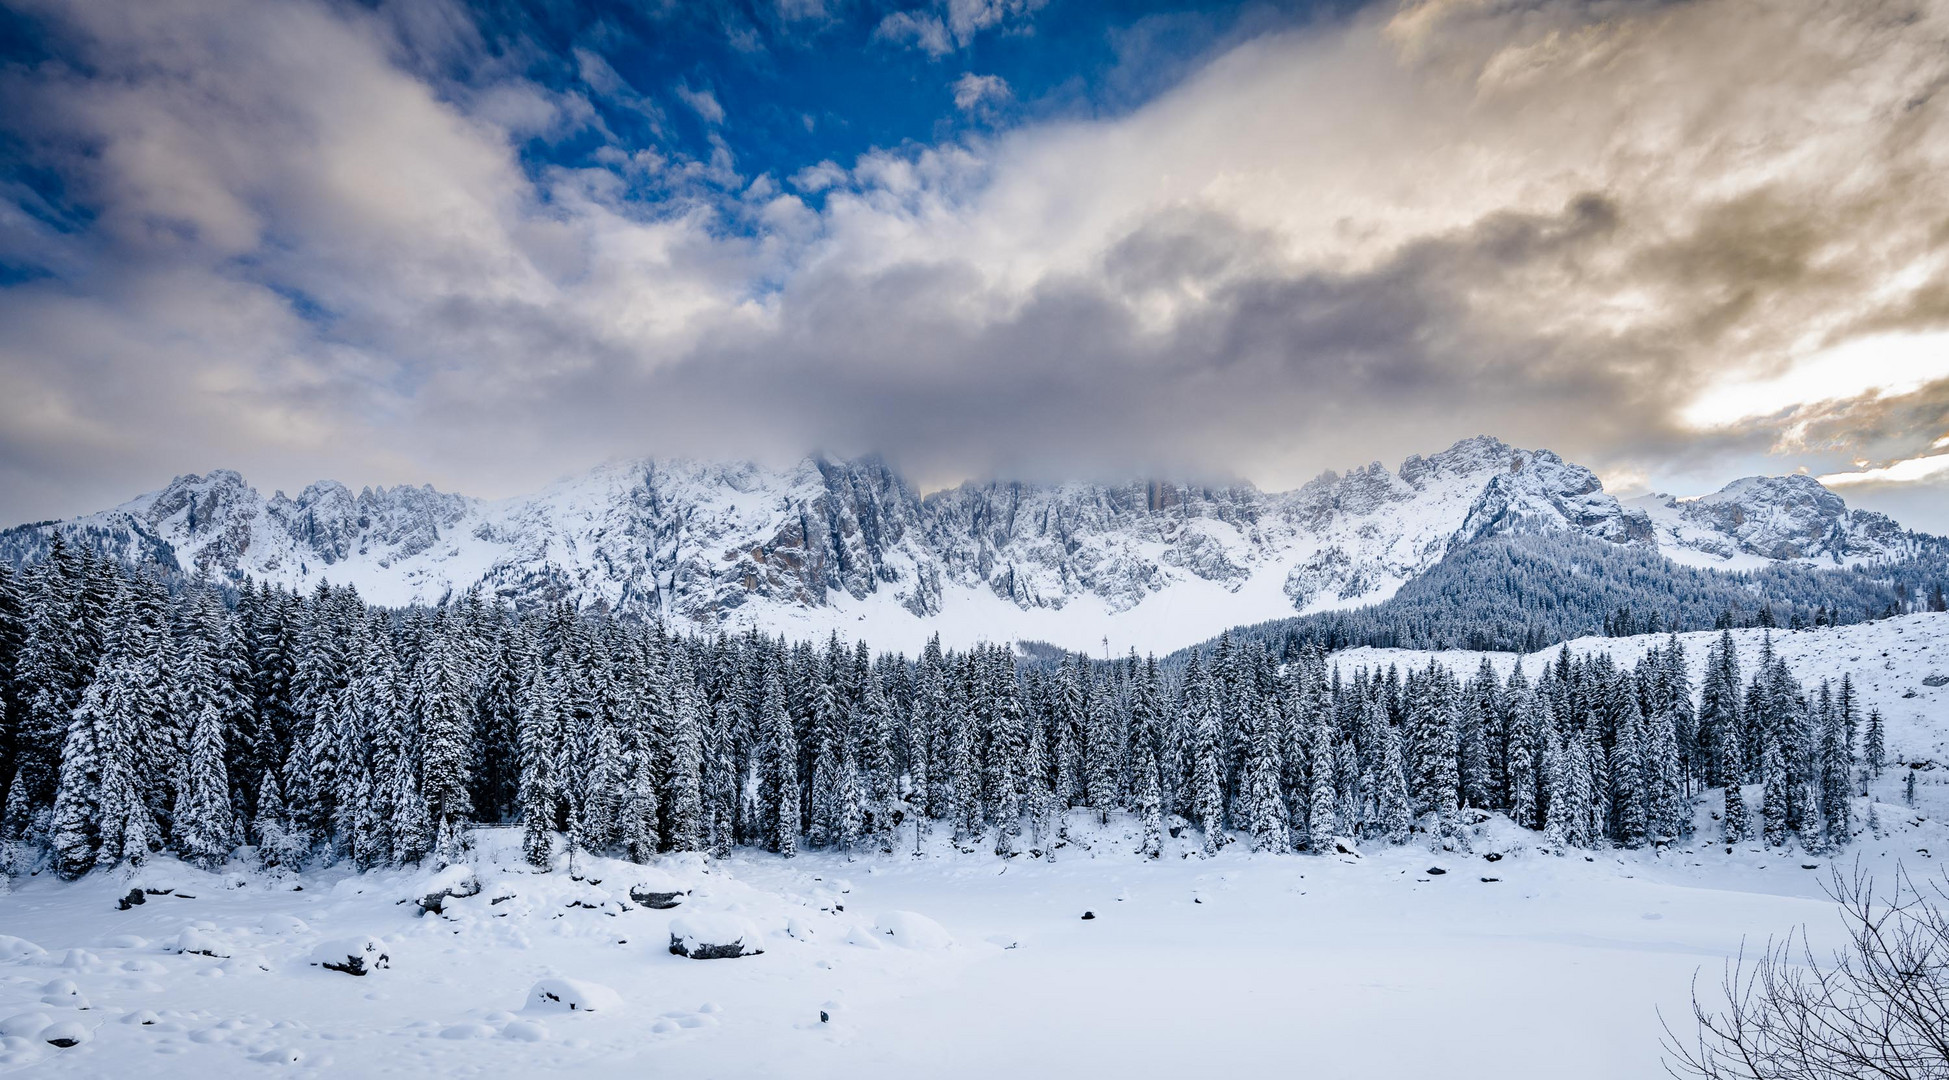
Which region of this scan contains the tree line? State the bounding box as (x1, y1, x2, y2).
(1223, 533, 1948, 655)
(0, 538, 1883, 879)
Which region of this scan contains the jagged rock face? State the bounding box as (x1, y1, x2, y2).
(1637, 474, 1910, 564)
(919, 480, 1266, 614)
(2, 437, 1918, 652)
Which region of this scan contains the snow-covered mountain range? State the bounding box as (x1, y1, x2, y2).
(1, 436, 1934, 654)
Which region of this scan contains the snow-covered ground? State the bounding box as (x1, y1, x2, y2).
(5, 795, 1949, 1079)
(4, 614, 1946, 1079)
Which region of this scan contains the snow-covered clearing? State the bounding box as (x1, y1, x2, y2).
(5, 791, 1949, 1079)
(4, 615, 1946, 1078)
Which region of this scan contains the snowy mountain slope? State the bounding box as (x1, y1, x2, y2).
(1330, 612, 1949, 767)
(1631, 474, 1923, 570)
(2, 438, 1936, 654)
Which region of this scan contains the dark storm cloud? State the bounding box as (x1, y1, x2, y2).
(3, 0, 1949, 529)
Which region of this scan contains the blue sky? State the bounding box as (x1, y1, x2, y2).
(443, 2, 1344, 210)
(1, 0, 1947, 530)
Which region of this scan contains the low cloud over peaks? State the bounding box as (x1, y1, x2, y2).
(2, 0, 1948, 529)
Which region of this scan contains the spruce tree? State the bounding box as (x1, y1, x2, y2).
(662, 646, 707, 852)
(1242, 692, 1288, 852)
(1506, 681, 1544, 830)
(418, 628, 475, 866)
(1760, 728, 1790, 847)
(1543, 728, 1575, 853)
(1795, 781, 1824, 854)
(1184, 656, 1224, 856)
(1135, 732, 1164, 859)
(862, 669, 898, 851)
(837, 741, 864, 856)
(1084, 671, 1123, 825)
(1698, 631, 1742, 787)
(251, 769, 307, 868)
(1643, 704, 1685, 843)
(1307, 696, 1338, 851)
(48, 690, 102, 879)
(1819, 692, 1853, 849)
(760, 664, 799, 857)
(1611, 705, 1648, 848)
(518, 662, 561, 870)
(1376, 705, 1411, 845)
(177, 692, 237, 868)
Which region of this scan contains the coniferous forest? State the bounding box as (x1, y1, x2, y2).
(0, 536, 1885, 881)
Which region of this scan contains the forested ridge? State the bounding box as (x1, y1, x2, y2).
(1215, 533, 1949, 656)
(0, 536, 1888, 881)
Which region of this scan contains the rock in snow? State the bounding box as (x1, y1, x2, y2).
(668, 915, 764, 960)
(872, 911, 953, 950)
(307, 936, 391, 976)
(39, 1020, 88, 1048)
(526, 979, 623, 1014)
(174, 928, 232, 958)
(628, 869, 689, 910)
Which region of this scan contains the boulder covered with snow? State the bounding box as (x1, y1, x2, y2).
(174, 927, 232, 958)
(872, 911, 953, 950)
(628, 868, 689, 910)
(40, 1020, 88, 1048)
(307, 935, 391, 976)
(668, 914, 763, 960)
(525, 978, 623, 1014)
(415, 865, 481, 916)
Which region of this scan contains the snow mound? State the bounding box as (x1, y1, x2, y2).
(526, 978, 622, 1014)
(306, 936, 390, 976)
(500, 1019, 549, 1041)
(174, 928, 233, 958)
(844, 925, 884, 950)
(668, 915, 763, 960)
(0, 1012, 50, 1037)
(872, 911, 953, 950)
(39, 1019, 88, 1048)
(0, 936, 45, 962)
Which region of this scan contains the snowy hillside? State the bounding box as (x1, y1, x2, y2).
(5, 805, 1949, 1078)
(2, 437, 1937, 654)
(1331, 612, 1949, 765)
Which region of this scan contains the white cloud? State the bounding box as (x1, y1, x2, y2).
(675, 82, 725, 125)
(873, 12, 952, 58)
(945, 0, 1045, 46)
(790, 160, 848, 193)
(1821, 453, 1949, 487)
(951, 73, 1010, 111)
(7, 0, 1949, 526)
(1682, 331, 1949, 429)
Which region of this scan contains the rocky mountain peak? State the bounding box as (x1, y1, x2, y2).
(3, 440, 1929, 654)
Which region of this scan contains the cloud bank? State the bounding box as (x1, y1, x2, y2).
(2, 0, 1948, 530)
